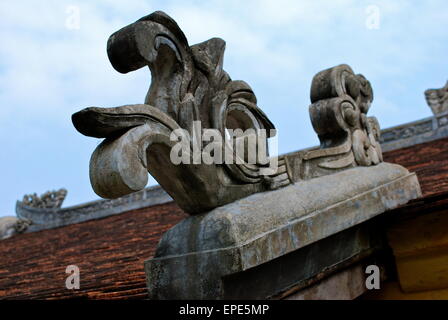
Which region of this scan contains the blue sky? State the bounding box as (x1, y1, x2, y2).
(0, 0, 447, 216)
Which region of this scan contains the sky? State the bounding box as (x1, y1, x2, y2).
(0, 0, 447, 217)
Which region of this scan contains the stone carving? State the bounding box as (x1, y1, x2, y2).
(380, 119, 433, 143)
(0, 217, 32, 240)
(425, 81, 448, 115)
(379, 83, 448, 152)
(72, 11, 290, 214)
(301, 64, 383, 179)
(22, 188, 67, 209)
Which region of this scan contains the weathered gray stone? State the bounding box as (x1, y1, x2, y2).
(219, 221, 382, 299)
(21, 188, 67, 209)
(425, 81, 448, 115)
(145, 163, 421, 299)
(302, 64, 382, 179)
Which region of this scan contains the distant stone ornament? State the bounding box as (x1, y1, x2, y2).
(72, 11, 290, 214)
(22, 188, 67, 209)
(425, 81, 448, 115)
(16, 186, 171, 232)
(301, 64, 383, 178)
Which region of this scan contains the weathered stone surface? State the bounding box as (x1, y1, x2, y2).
(220, 221, 382, 300)
(425, 81, 448, 115)
(380, 112, 448, 152)
(145, 163, 421, 299)
(21, 188, 67, 209)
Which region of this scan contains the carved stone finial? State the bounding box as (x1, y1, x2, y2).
(72, 11, 290, 214)
(22, 188, 67, 209)
(425, 81, 448, 115)
(302, 64, 383, 178)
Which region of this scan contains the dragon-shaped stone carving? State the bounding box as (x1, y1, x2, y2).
(72, 11, 291, 214)
(425, 81, 448, 115)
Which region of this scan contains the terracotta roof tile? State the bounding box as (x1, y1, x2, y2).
(0, 202, 187, 299)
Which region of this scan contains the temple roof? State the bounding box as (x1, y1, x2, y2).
(1, 136, 448, 299)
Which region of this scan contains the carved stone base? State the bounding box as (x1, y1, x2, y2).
(145, 163, 421, 299)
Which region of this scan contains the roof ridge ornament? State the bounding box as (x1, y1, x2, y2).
(22, 188, 67, 209)
(425, 80, 448, 115)
(301, 64, 383, 179)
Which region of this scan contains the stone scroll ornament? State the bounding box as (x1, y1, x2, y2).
(301, 64, 383, 178)
(72, 11, 291, 214)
